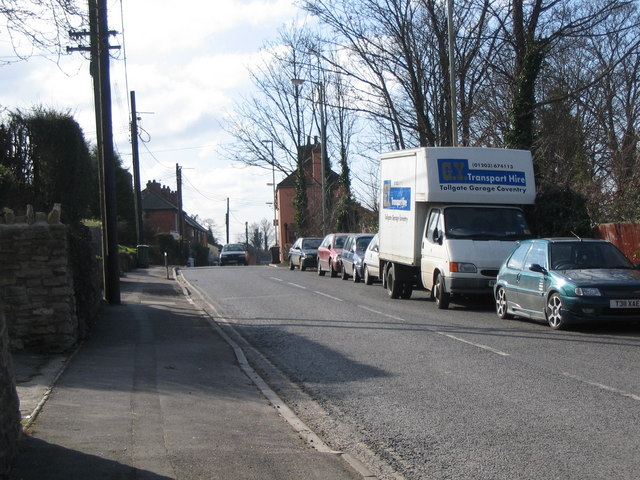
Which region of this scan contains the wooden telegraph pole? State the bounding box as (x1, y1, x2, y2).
(92, 0, 120, 304)
(130, 91, 144, 245)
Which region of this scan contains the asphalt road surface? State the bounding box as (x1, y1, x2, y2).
(182, 265, 640, 480)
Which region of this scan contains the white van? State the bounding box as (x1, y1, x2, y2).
(377, 147, 536, 308)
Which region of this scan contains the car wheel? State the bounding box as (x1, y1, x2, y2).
(341, 264, 349, 280)
(318, 261, 325, 276)
(495, 287, 513, 319)
(353, 268, 360, 283)
(289, 257, 295, 270)
(433, 273, 450, 310)
(546, 293, 566, 330)
(364, 266, 373, 285)
(386, 265, 402, 299)
(330, 261, 338, 278)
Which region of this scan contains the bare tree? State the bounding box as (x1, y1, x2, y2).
(1, 0, 85, 64)
(257, 217, 273, 249)
(491, 0, 640, 150)
(222, 26, 321, 177)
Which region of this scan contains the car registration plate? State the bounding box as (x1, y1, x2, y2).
(610, 299, 640, 308)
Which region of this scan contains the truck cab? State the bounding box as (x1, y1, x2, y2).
(421, 204, 532, 308)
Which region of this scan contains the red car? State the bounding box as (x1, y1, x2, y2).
(317, 233, 351, 277)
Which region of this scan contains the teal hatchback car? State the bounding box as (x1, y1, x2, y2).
(494, 238, 640, 329)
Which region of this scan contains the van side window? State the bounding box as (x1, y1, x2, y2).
(425, 209, 441, 243)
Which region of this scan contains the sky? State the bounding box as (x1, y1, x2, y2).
(1, 0, 302, 244)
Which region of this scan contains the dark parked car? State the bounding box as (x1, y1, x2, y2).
(494, 238, 640, 329)
(317, 233, 350, 277)
(219, 243, 248, 266)
(340, 233, 374, 282)
(288, 237, 323, 271)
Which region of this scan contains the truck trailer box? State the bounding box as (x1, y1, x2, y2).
(379, 147, 536, 266)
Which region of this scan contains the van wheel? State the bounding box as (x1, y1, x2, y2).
(387, 265, 402, 299)
(434, 273, 450, 309)
(301, 264, 306, 271)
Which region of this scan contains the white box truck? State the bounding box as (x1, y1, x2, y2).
(378, 146, 536, 309)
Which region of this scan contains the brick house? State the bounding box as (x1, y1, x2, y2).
(275, 140, 340, 256)
(141, 180, 208, 247)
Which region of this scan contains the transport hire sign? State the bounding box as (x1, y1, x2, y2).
(382, 147, 536, 211)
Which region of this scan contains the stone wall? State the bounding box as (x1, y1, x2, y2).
(0, 303, 21, 476)
(0, 205, 78, 352)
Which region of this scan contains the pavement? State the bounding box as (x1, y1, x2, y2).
(9, 266, 374, 480)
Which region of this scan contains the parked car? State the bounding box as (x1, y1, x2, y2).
(362, 233, 380, 285)
(494, 238, 640, 329)
(340, 233, 374, 282)
(288, 237, 323, 271)
(219, 243, 248, 266)
(317, 233, 350, 277)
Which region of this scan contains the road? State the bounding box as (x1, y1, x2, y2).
(182, 265, 640, 480)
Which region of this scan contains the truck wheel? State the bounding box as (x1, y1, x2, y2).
(400, 284, 413, 299)
(434, 273, 450, 309)
(387, 265, 402, 299)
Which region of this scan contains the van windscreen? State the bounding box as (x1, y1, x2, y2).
(443, 207, 531, 240)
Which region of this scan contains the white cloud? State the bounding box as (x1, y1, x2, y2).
(1, 0, 300, 242)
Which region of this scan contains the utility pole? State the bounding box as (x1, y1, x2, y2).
(92, 0, 120, 304)
(318, 82, 328, 236)
(130, 91, 144, 245)
(68, 0, 120, 303)
(176, 164, 184, 263)
(447, 0, 458, 146)
(225, 198, 230, 244)
(245, 221, 249, 246)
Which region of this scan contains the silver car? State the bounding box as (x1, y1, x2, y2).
(362, 233, 380, 285)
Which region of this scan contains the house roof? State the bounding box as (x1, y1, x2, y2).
(185, 215, 208, 233)
(141, 188, 207, 233)
(141, 189, 177, 211)
(277, 145, 340, 189)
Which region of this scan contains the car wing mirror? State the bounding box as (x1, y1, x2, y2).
(529, 263, 548, 274)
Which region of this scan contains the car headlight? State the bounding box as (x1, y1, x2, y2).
(575, 287, 601, 296)
(449, 262, 477, 273)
